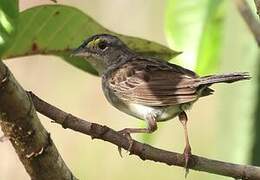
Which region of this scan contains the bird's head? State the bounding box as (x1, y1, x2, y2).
(72, 34, 131, 75)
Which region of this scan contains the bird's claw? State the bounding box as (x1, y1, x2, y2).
(117, 129, 134, 157)
(183, 145, 192, 177)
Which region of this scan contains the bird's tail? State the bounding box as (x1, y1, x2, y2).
(196, 72, 250, 87)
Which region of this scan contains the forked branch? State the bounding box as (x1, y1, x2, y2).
(0, 61, 77, 180)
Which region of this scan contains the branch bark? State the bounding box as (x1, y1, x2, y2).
(0, 61, 78, 180)
(235, 0, 260, 46)
(28, 92, 260, 179)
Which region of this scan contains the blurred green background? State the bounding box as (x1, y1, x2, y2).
(0, 0, 258, 180)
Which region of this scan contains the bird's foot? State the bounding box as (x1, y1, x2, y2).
(117, 128, 134, 157)
(183, 145, 192, 177)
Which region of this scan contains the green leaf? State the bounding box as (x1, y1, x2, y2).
(0, 0, 19, 57)
(165, 0, 226, 75)
(195, 1, 225, 74)
(3, 5, 179, 75)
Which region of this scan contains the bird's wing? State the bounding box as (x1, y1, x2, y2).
(107, 58, 200, 106)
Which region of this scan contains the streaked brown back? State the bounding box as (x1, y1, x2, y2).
(107, 58, 200, 106)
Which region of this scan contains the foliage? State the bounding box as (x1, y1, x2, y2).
(0, 4, 179, 75)
(0, 0, 18, 56)
(165, 0, 226, 74)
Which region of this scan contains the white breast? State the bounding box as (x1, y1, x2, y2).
(127, 103, 156, 119)
(126, 103, 189, 122)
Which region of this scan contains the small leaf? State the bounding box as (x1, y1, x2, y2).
(0, 0, 19, 57)
(3, 5, 179, 75)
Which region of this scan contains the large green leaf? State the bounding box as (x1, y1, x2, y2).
(195, 1, 225, 74)
(3, 5, 179, 75)
(0, 0, 19, 57)
(165, 0, 225, 75)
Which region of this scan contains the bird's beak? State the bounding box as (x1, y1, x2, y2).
(71, 46, 84, 57)
(71, 46, 91, 58)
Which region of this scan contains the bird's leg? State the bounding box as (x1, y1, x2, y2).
(178, 111, 192, 173)
(117, 113, 157, 156)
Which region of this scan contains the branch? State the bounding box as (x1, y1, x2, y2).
(0, 61, 78, 180)
(235, 0, 260, 46)
(28, 92, 260, 179)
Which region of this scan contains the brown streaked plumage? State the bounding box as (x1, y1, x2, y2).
(72, 34, 250, 170)
(107, 58, 199, 106)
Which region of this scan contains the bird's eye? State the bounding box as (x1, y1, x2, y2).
(97, 41, 107, 50)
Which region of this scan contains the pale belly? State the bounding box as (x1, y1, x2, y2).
(111, 100, 193, 122)
(127, 103, 192, 121)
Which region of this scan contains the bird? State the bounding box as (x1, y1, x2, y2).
(72, 33, 250, 169)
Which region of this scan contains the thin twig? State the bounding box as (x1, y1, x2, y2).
(235, 0, 260, 46)
(28, 91, 260, 179)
